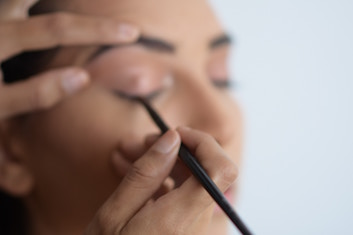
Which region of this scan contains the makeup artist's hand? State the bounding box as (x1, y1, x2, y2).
(0, 0, 139, 120)
(85, 127, 238, 235)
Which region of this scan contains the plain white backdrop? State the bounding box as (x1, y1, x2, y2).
(209, 1, 353, 234)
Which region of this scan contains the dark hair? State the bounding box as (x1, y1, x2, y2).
(0, 191, 28, 235)
(0, 50, 52, 235)
(2, 49, 59, 84)
(2, 2, 59, 84)
(0, 4, 59, 235)
(0, 51, 58, 235)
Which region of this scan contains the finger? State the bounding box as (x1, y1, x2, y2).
(173, 127, 238, 215)
(0, 0, 39, 20)
(0, 67, 89, 119)
(96, 130, 180, 232)
(118, 133, 161, 163)
(0, 12, 139, 61)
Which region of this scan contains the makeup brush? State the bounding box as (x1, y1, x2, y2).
(136, 97, 252, 235)
(114, 92, 252, 235)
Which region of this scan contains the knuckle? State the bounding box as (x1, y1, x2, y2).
(45, 12, 72, 41)
(95, 19, 114, 38)
(125, 161, 159, 187)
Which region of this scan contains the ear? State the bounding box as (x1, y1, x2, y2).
(0, 121, 34, 197)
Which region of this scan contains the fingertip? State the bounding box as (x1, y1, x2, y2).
(115, 23, 140, 42)
(60, 68, 90, 94)
(176, 126, 193, 139)
(176, 126, 191, 132)
(152, 130, 180, 154)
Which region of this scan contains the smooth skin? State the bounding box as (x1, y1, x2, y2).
(0, 0, 243, 235)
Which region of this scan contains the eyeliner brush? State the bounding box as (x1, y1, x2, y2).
(136, 97, 252, 235)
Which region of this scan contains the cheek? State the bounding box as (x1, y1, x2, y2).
(21, 87, 156, 183)
(32, 91, 122, 160)
(14, 85, 165, 213)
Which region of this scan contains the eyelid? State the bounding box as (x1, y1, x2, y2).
(142, 89, 165, 100)
(114, 88, 165, 103)
(88, 36, 175, 63)
(130, 74, 172, 101)
(112, 73, 173, 102)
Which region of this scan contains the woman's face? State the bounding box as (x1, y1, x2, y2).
(13, 0, 243, 231)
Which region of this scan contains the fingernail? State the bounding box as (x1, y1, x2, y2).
(116, 23, 139, 41)
(154, 131, 179, 154)
(61, 70, 89, 94)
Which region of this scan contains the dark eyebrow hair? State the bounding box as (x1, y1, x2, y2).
(137, 36, 175, 53)
(88, 36, 176, 62)
(210, 34, 233, 49)
(88, 34, 231, 62)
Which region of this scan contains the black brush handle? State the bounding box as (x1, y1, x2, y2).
(179, 144, 252, 235)
(138, 97, 252, 235)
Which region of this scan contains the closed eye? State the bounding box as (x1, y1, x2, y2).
(212, 79, 236, 90)
(142, 89, 165, 101)
(113, 89, 165, 102)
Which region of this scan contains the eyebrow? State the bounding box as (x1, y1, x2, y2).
(88, 33, 232, 62)
(137, 36, 175, 53)
(210, 34, 233, 49)
(88, 36, 176, 61)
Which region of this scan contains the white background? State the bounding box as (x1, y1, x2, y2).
(209, 1, 353, 234)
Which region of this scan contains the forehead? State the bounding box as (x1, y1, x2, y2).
(53, 0, 223, 47)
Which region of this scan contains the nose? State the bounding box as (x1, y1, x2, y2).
(177, 74, 241, 147)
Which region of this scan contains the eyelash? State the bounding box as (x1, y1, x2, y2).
(142, 78, 234, 101)
(212, 79, 234, 89)
(142, 89, 165, 101)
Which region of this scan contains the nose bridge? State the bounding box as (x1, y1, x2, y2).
(179, 72, 237, 146)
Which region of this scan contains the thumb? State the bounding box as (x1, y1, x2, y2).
(87, 130, 180, 234)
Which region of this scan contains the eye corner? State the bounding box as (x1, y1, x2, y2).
(212, 79, 237, 90)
